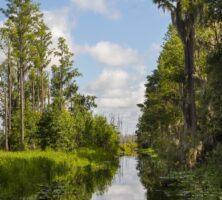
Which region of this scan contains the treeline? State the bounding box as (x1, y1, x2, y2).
(0, 0, 119, 153)
(137, 0, 222, 168)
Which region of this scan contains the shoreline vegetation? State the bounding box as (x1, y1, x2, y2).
(0, 0, 222, 199)
(136, 1, 222, 199)
(0, 148, 119, 199)
(0, 0, 120, 154)
(0, 0, 121, 198)
(137, 145, 222, 199)
(120, 135, 138, 156)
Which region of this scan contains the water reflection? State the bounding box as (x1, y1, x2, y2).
(92, 156, 146, 200)
(137, 155, 189, 200)
(0, 161, 118, 200)
(137, 155, 222, 200)
(36, 166, 117, 200)
(2, 155, 217, 200)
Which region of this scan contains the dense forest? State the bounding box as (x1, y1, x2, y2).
(0, 0, 119, 153)
(137, 0, 222, 196)
(0, 0, 222, 199)
(0, 1, 121, 198)
(138, 0, 222, 168)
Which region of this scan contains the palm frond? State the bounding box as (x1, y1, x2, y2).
(153, 0, 176, 12)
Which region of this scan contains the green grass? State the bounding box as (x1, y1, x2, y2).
(0, 148, 118, 199)
(120, 142, 138, 156)
(138, 148, 159, 158)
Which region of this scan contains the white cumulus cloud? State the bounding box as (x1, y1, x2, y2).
(85, 69, 145, 134)
(71, 0, 120, 19)
(43, 8, 75, 50)
(77, 41, 141, 67)
(43, 7, 76, 67)
(88, 69, 129, 92)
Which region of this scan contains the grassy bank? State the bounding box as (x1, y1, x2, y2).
(0, 148, 119, 199)
(120, 142, 137, 156)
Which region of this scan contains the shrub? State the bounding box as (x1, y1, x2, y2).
(37, 108, 77, 151)
(90, 116, 119, 154)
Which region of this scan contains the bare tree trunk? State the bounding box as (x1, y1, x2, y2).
(20, 63, 25, 151)
(184, 30, 197, 135)
(18, 16, 25, 151)
(60, 66, 63, 110)
(48, 87, 50, 106)
(16, 62, 20, 109)
(37, 85, 40, 111)
(8, 47, 12, 145)
(32, 80, 35, 111)
(4, 92, 9, 151)
(182, 83, 187, 132)
(40, 70, 44, 111)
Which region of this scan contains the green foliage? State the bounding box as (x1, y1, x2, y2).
(36, 108, 120, 154)
(137, 154, 169, 191)
(153, 0, 204, 38)
(90, 116, 120, 154)
(137, 2, 222, 198)
(71, 107, 93, 147)
(138, 145, 222, 199)
(120, 140, 137, 156)
(9, 106, 41, 150)
(199, 44, 222, 145)
(167, 145, 222, 199)
(138, 148, 158, 158)
(1, 0, 43, 62)
(0, 149, 118, 200)
(207, 0, 222, 23)
(51, 37, 80, 110)
(0, 0, 119, 154)
(37, 108, 77, 151)
(137, 26, 184, 167)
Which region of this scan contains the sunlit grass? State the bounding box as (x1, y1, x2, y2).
(0, 148, 118, 199)
(120, 142, 138, 156)
(0, 148, 116, 171)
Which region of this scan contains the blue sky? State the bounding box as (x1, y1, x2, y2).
(0, 0, 171, 134)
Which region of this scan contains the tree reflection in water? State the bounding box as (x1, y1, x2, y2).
(0, 161, 118, 200)
(37, 165, 118, 200)
(137, 155, 190, 200)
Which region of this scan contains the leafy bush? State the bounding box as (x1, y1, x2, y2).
(37, 108, 77, 151)
(10, 108, 41, 150)
(36, 108, 120, 154)
(120, 140, 137, 156)
(90, 116, 119, 154)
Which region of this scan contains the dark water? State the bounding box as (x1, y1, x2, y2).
(137, 155, 222, 200)
(0, 156, 146, 200)
(0, 156, 221, 200)
(94, 156, 222, 200)
(0, 160, 118, 200)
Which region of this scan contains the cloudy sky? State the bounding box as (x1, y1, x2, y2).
(92, 157, 146, 200)
(0, 0, 171, 134)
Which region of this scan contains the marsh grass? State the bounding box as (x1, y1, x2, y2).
(0, 148, 118, 199)
(119, 142, 138, 157)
